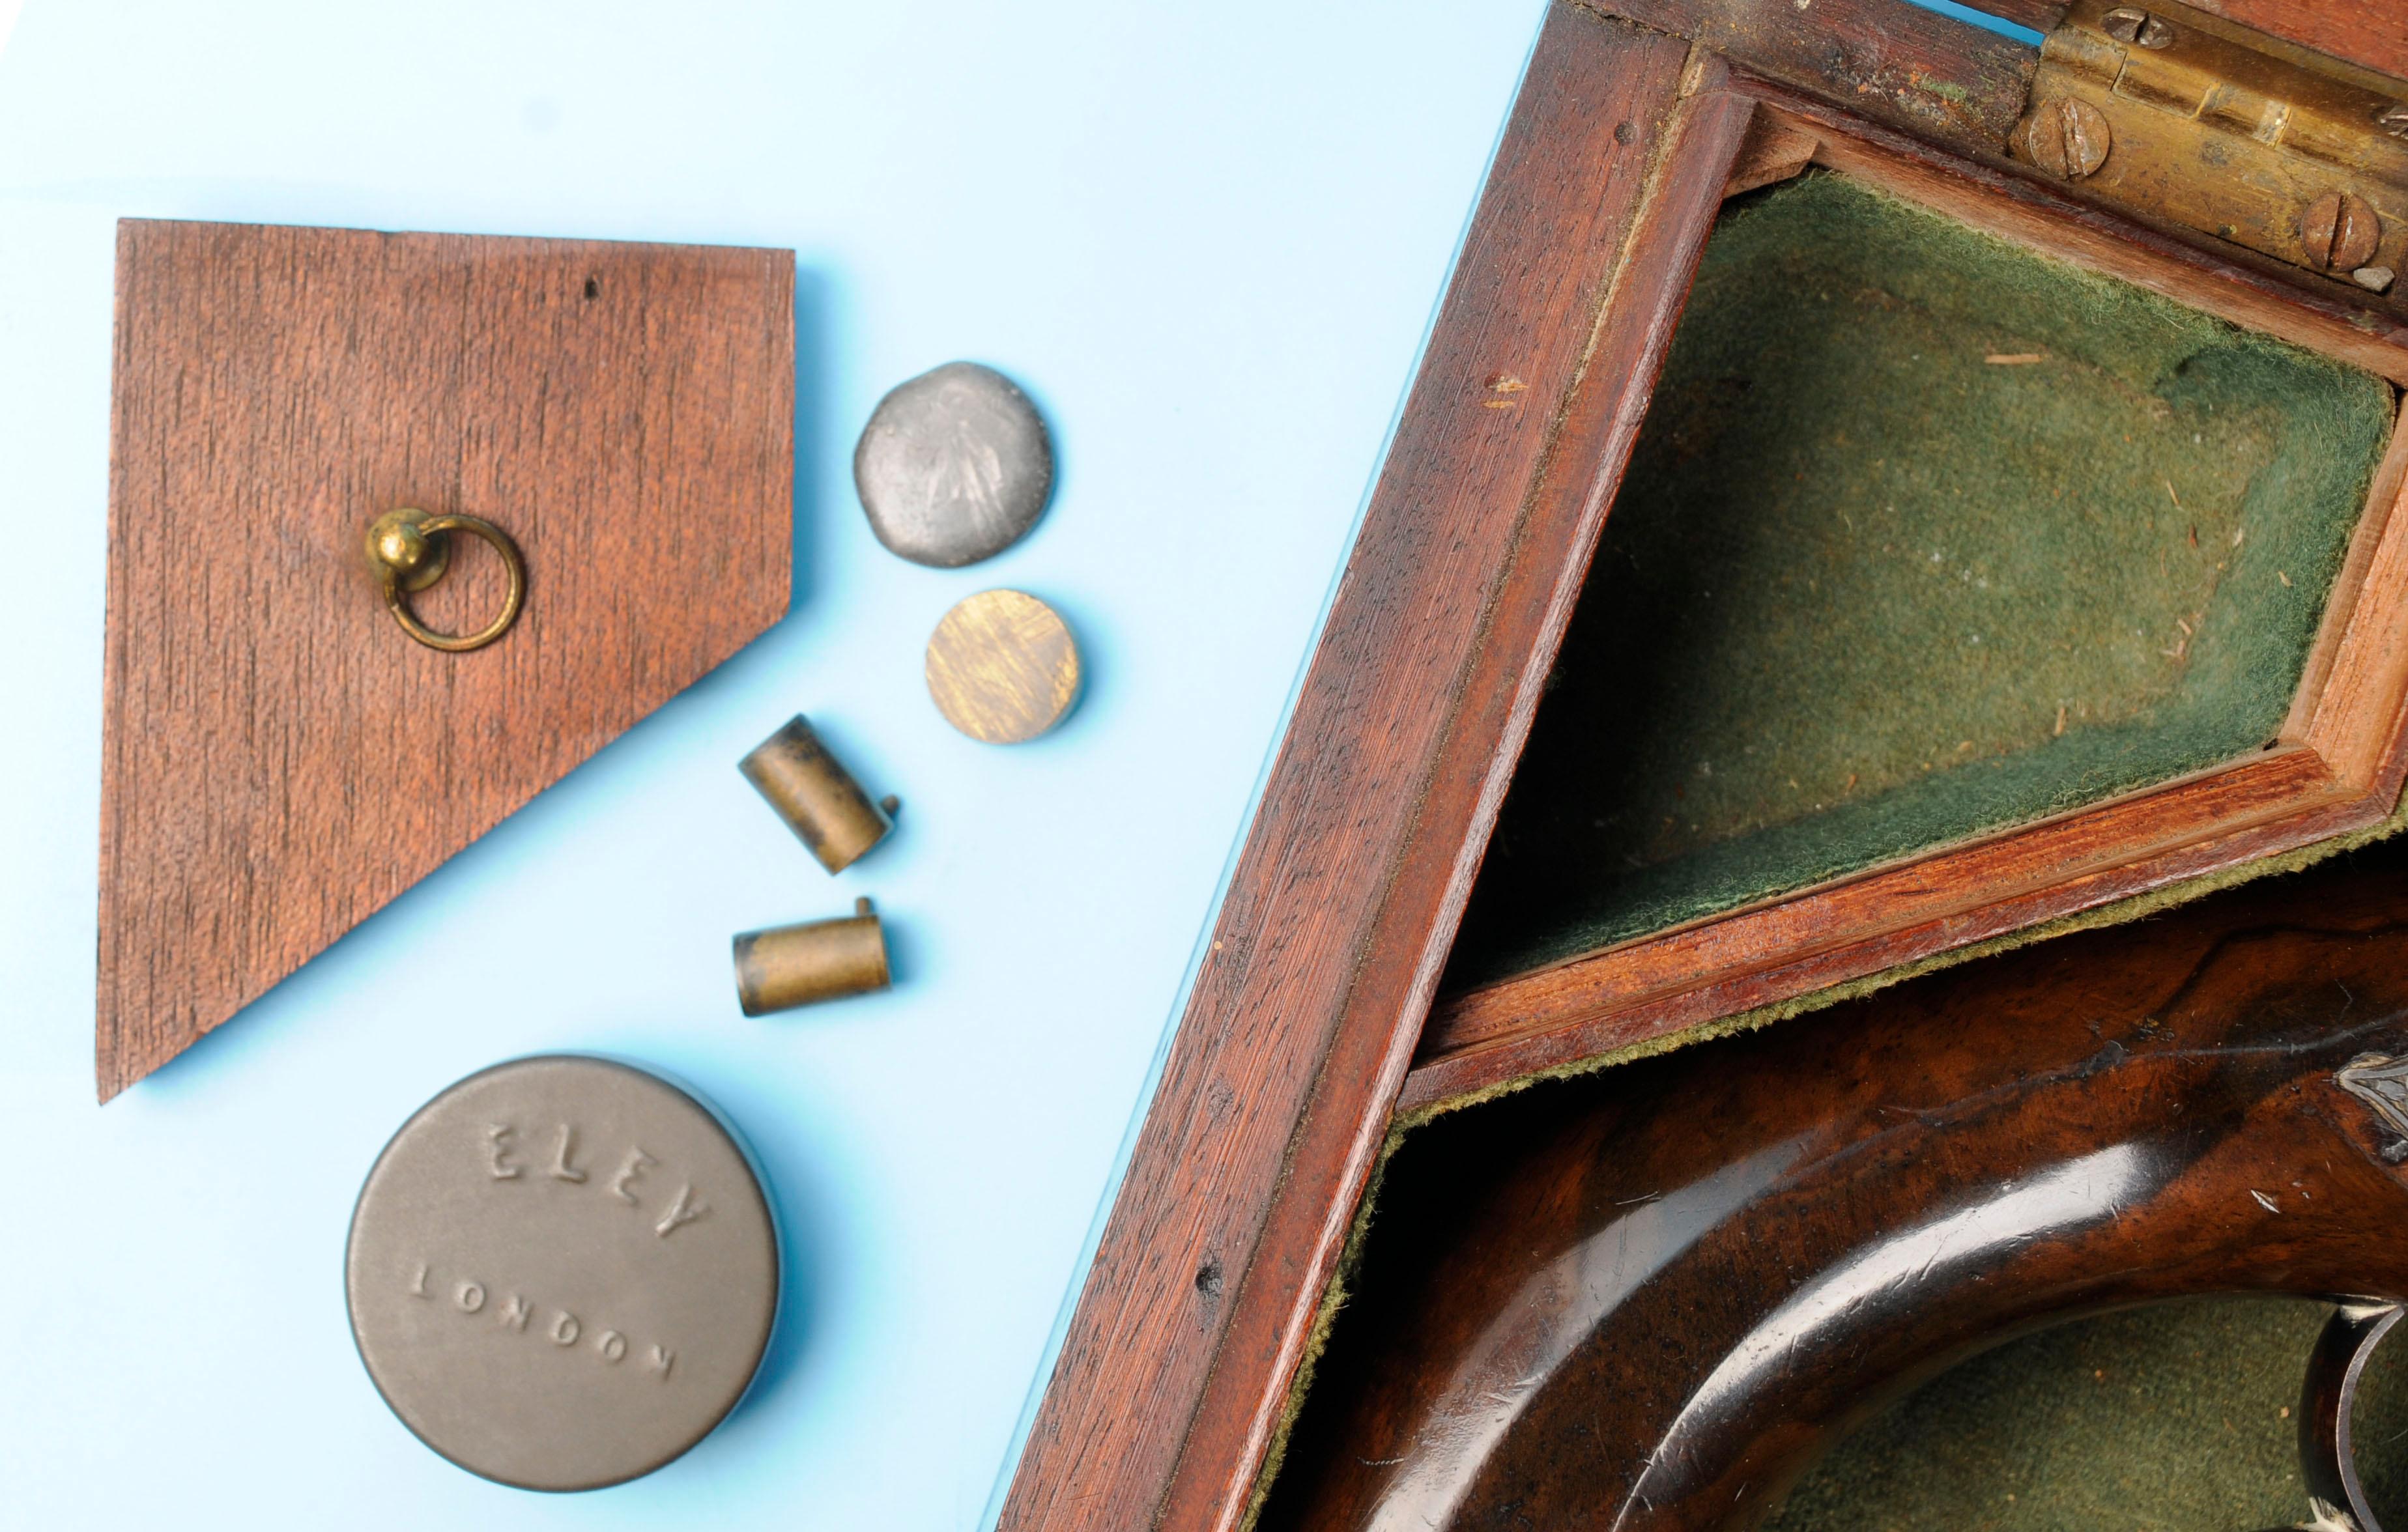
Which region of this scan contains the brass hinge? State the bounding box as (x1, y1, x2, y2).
(2010, 1, 2408, 296)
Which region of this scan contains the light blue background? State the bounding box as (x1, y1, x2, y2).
(0, 3, 1545, 1528)
(0, 2, 2033, 1528)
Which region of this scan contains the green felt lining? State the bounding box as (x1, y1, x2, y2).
(1447, 170, 2394, 990)
(1768, 1295, 2408, 1532)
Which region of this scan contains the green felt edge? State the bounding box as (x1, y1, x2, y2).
(1238, 782, 2408, 1532)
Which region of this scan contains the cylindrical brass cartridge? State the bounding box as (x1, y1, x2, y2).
(738, 714, 895, 873)
(733, 898, 892, 1015)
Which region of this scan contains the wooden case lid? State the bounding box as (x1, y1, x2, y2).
(98, 221, 794, 1099)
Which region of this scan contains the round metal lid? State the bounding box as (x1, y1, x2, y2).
(346, 1055, 778, 1492)
(854, 360, 1054, 567)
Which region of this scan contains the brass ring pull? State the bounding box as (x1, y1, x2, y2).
(364, 507, 526, 653)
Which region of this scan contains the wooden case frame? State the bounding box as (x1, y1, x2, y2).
(995, 5, 2408, 1530)
(1412, 89, 2408, 1110)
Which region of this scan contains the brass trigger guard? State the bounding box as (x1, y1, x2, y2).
(365, 507, 526, 653)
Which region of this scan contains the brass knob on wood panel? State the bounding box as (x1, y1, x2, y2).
(364, 506, 526, 653)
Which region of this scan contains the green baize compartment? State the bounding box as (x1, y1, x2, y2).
(1448, 169, 2395, 991)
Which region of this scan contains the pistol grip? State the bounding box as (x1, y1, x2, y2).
(1267, 915, 2408, 1531)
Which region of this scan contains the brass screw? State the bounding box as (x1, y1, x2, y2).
(2304, 190, 2384, 271)
(2024, 98, 2112, 181)
(2381, 105, 2408, 141)
(2101, 7, 2173, 48)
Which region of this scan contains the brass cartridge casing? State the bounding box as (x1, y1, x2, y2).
(733, 898, 892, 1015)
(738, 715, 894, 872)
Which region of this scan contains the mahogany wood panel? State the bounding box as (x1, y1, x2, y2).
(2188, 0, 2408, 85)
(1592, 0, 2041, 152)
(98, 221, 793, 1099)
(1970, 0, 2069, 29)
(1405, 752, 2372, 1108)
(1721, 114, 1820, 197)
(1163, 73, 1760, 1532)
(2304, 415, 2408, 784)
(994, 11, 1744, 1530)
(1270, 847, 2408, 1531)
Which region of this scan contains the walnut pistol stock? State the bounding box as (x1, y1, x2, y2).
(1264, 862, 2408, 1532)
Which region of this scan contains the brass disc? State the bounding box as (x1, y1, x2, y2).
(924, 589, 1082, 744)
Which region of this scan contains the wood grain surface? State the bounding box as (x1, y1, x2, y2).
(1593, 0, 2041, 153)
(995, 10, 1747, 1530)
(2305, 423, 2408, 782)
(2188, 0, 2408, 85)
(1156, 72, 1755, 1532)
(98, 221, 794, 1099)
(1970, 0, 2070, 30)
(1406, 750, 2375, 1108)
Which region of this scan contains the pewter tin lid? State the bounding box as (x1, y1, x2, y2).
(854, 360, 1054, 567)
(345, 1055, 778, 1492)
